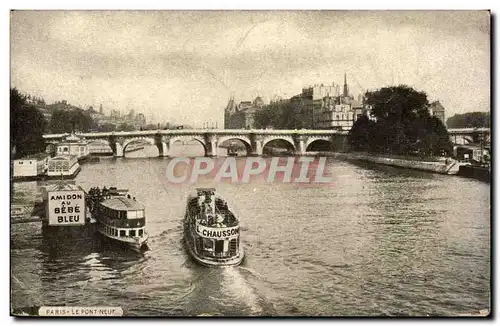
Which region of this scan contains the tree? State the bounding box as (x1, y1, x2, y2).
(10, 88, 47, 158)
(350, 85, 452, 156)
(49, 108, 96, 133)
(117, 123, 135, 131)
(143, 123, 158, 130)
(98, 123, 116, 132)
(348, 115, 375, 151)
(446, 112, 490, 128)
(254, 101, 306, 129)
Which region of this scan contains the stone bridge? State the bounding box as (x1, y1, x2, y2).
(448, 128, 490, 146)
(43, 129, 349, 157)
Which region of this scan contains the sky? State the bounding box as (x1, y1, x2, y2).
(10, 10, 490, 127)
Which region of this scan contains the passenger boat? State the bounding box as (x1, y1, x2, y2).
(183, 188, 244, 267)
(88, 187, 148, 252)
(46, 155, 81, 179)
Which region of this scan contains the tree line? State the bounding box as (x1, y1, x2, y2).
(253, 100, 310, 129)
(11, 88, 46, 158)
(446, 111, 490, 129)
(11, 87, 186, 158)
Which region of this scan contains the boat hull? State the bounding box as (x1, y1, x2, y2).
(45, 166, 81, 180)
(96, 229, 149, 253)
(183, 231, 244, 267)
(458, 165, 490, 183)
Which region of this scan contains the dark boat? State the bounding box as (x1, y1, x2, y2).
(88, 187, 149, 252)
(183, 188, 244, 267)
(458, 164, 491, 183)
(227, 142, 238, 156)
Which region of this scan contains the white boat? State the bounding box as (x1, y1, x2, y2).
(46, 155, 81, 179)
(88, 187, 149, 252)
(183, 188, 244, 267)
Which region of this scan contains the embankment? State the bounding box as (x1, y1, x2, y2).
(309, 151, 458, 175)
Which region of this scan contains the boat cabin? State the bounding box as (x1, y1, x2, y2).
(47, 155, 80, 176)
(13, 153, 49, 177)
(95, 195, 146, 239)
(56, 133, 90, 160)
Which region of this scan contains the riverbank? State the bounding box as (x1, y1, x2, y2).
(307, 151, 459, 175)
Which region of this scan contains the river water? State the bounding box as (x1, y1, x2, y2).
(11, 144, 491, 316)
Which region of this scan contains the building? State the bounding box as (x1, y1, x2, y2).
(135, 113, 146, 129)
(316, 96, 365, 130)
(428, 101, 446, 125)
(224, 96, 265, 129)
(291, 73, 367, 130)
(13, 153, 49, 178)
(55, 133, 90, 161)
(87, 106, 106, 122)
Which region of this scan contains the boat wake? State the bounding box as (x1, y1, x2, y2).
(184, 265, 273, 316)
(219, 267, 265, 315)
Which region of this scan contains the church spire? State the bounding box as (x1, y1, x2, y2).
(343, 73, 348, 97)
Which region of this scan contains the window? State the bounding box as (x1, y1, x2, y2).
(137, 210, 144, 218)
(130, 230, 136, 237)
(127, 211, 137, 219)
(120, 230, 126, 237)
(138, 229, 143, 236)
(203, 238, 214, 251)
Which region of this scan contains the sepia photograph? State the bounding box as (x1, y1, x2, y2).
(9, 9, 491, 317)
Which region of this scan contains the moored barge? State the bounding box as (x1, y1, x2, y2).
(183, 188, 244, 267)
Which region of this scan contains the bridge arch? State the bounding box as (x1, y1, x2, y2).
(169, 135, 208, 156)
(261, 136, 296, 155)
(122, 137, 155, 152)
(450, 135, 474, 145)
(261, 136, 296, 149)
(305, 136, 333, 151)
(216, 135, 252, 154)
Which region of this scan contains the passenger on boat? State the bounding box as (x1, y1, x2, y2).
(207, 214, 215, 226)
(214, 214, 226, 228)
(198, 194, 205, 208)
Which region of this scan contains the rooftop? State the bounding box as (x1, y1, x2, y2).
(100, 196, 145, 211)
